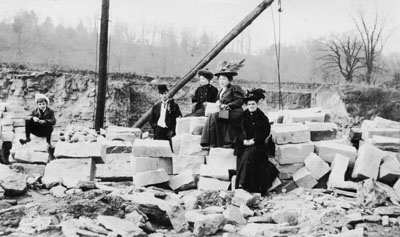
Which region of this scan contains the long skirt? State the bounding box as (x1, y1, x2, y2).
(200, 107, 243, 147)
(236, 145, 279, 193)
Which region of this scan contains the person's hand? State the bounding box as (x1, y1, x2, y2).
(220, 104, 229, 110)
(38, 120, 46, 124)
(215, 100, 221, 107)
(248, 139, 255, 146)
(32, 117, 39, 122)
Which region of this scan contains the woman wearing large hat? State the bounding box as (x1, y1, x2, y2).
(200, 59, 245, 148)
(235, 89, 278, 195)
(186, 68, 218, 117)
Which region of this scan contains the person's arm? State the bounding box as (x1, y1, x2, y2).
(192, 87, 200, 103)
(149, 105, 157, 129)
(25, 109, 36, 121)
(226, 85, 244, 109)
(43, 109, 56, 125)
(254, 115, 270, 145)
(210, 86, 219, 103)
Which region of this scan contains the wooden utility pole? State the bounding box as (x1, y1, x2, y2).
(95, 0, 110, 131)
(133, 0, 275, 128)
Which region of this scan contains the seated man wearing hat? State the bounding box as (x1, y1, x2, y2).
(20, 93, 56, 145)
(186, 68, 218, 117)
(149, 84, 182, 148)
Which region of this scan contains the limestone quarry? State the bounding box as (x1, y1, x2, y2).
(1, 67, 400, 237)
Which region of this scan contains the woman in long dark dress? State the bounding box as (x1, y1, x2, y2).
(200, 60, 245, 148)
(235, 89, 279, 194)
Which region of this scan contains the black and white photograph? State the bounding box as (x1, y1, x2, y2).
(0, 0, 400, 236)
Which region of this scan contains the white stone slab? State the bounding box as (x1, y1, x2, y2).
(133, 169, 169, 187)
(274, 142, 314, 165)
(197, 177, 230, 191)
(352, 144, 385, 179)
(14, 150, 48, 164)
(199, 164, 229, 181)
(42, 158, 94, 188)
(0, 131, 14, 141)
(271, 124, 310, 145)
(1, 124, 13, 132)
(292, 167, 317, 188)
(189, 117, 208, 135)
(285, 112, 326, 123)
(131, 156, 172, 175)
(315, 141, 357, 164)
(304, 122, 338, 141)
(172, 135, 182, 155)
(179, 134, 203, 155)
(373, 116, 400, 130)
(304, 153, 330, 180)
(176, 117, 192, 135)
(379, 157, 400, 183)
(96, 153, 133, 179)
(54, 142, 105, 163)
(361, 120, 400, 140)
(107, 126, 142, 142)
(328, 154, 357, 190)
(208, 148, 236, 171)
(172, 154, 204, 174)
(205, 103, 219, 116)
(168, 170, 196, 191)
(132, 139, 173, 157)
(12, 119, 25, 127)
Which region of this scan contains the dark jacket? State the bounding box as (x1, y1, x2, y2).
(218, 84, 244, 109)
(27, 107, 56, 126)
(149, 99, 182, 135)
(192, 84, 218, 111)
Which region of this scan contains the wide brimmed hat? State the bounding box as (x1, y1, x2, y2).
(157, 84, 169, 94)
(244, 88, 266, 103)
(198, 68, 213, 80)
(214, 59, 245, 77)
(35, 93, 49, 104)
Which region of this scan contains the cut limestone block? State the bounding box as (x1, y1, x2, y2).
(0, 131, 14, 141)
(13, 149, 49, 164)
(197, 177, 230, 191)
(199, 164, 229, 181)
(361, 120, 400, 140)
(271, 161, 304, 180)
(168, 170, 196, 191)
(379, 157, 400, 183)
(1, 124, 13, 132)
(4, 104, 25, 112)
(208, 148, 236, 171)
(393, 180, 400, 198)
(54, 142, 105, 164)
(304, 153, 330, 180)
(172, 135, 182, 155)
(292, 167, 317, 188)
(205, 102, 219, 116)
(12, 119, 25, 127)
(285, 112, 326, 123)
(315, 141, 357, 164)
(42, 158, 95, 188)
(304, 122, 337, 141)
(366, 135, 400, 152)
(0, 103, 6, 111)
(132, 139, 172, 158)
(328, 154, 357, 190)
(176, 117, 192, 135)
(96, 153, 133, 179)
(10, 111, 28, 119)
(271, 124, 310, 145)
(352, 144, 385, 180)
(133, 168, 169, 187)
(274, 142, 314, 165)
(173, 155, 204, 174)
(189, 117, 208, 135)
(373, 116, 400, 130)
(107, 126, 142, 143)
(131, 156, 172, 175)
(1, 113, 14, 120)
(179, 134, 203, 156)
(0, 119, 13, 125)
(97, 138, 132, 154)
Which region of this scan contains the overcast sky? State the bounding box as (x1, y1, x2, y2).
(1, 0, 400, 54)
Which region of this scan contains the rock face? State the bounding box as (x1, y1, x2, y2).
(132, 139, 173, 157)
(274, 142, 314, 165)
(42, 158, 94, 188)
(271, 124, 310, 145)
(352, 144, 385, 179)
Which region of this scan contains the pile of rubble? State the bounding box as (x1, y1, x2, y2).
(1, 103, 400, 236)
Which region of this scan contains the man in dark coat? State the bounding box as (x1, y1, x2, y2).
(149, 84, 182, 148)
(20, 93, 56, 145)
(187, 68, 218, 117)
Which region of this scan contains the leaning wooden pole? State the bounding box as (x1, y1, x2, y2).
(95, 0, 110, 131)
(133, 0, 275, 128)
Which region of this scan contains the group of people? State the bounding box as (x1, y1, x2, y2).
(16, 60, 277, 195)
(149, 60, 278, 195)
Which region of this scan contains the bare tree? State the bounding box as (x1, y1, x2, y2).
(319, 36, 363, 83)
(354, 10, 386, 84)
